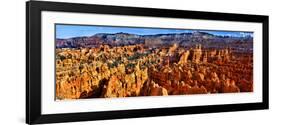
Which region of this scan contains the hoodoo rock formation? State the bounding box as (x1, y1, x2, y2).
(178, 50, 190, 65)
(55, 32, 253, 100)
(191, 44, 202, 64)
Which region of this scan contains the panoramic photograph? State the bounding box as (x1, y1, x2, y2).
(55, 24, 253, 100)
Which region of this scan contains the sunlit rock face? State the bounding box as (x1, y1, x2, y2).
(168, 43, 178, 55)
(102, 75, 125, 98)
(55, 41, 253, 100)
(178, 50, 190, 65)
(148, 81, 168, 96)
(191, 44, 202, 64)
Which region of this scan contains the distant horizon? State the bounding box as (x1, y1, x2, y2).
(56, 24, 253, 39)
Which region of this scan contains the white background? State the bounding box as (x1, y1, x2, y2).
(0, 0, 280, 125)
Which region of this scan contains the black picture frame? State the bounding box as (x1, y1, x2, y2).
(26, 1, 269, 124)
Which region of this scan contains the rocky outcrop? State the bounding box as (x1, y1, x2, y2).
(178, 50, 190, 65)
(203, 52, 208, 63)
(102, 75, 125, 98)
(191, 44, 202, 64)
(149, 81, 168, 96)
(222, 79, 240, 93)
(56, 39, 253, 100)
